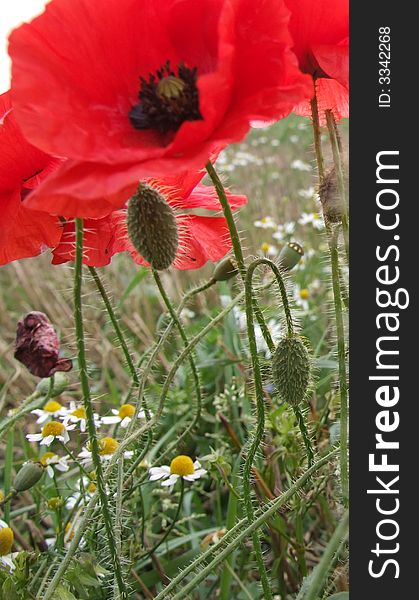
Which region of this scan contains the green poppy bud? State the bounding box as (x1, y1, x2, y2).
(278, 242, 304, 271)
(13, 461, 44, 492)
(272, 335, 310, 406)
(213, 257, 238, 282)
(36, 372, 70, 397)
(127, 183, 179, 270)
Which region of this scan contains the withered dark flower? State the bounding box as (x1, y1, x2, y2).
(14, 311, 73, 378)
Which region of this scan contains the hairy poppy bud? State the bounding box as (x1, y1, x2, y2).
(13, 461, 44, 492)
(14, 312, 73, 378)
(319, 167, 343, 223)
(213, 257, 238, 282)
(272, 335, 310, 406)
(127, 183, 179, 270)
(278, 242, 304, 271)
(36, 372, 70, 397)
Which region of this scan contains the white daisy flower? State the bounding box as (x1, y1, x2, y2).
(149, 455, 207, 488)
(272, 221, 296, 242)
(31, 399, 67, 424)
(77, 437, 133, 470)
(294, 285, 311, 311)
(61, 402, 100, 433)
(298, 187, 316, 199)
(26, 421, 75, 446)
(254, 216, 276, 229)
(298, 212, 324, 230)
(39, 452, 70, 478)
(0, 520, 17, 572)
(100, 404, 148, 429)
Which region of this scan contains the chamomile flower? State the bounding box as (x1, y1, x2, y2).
(149, 455, 207, 488)
(254, 216, 276, 229)
(31, 399, 66, 424)
(272, 222, 296, 242)
(291, 159, 311, 171)
(26, 421, 75, 446)
(39, 452, 70, 478)
(298, 212, 324, 230)
(77, 437, 133, 469)
(0, 520, 16, 572)
(101, 404, 147, 429)
(294, 285, 311, 311)
(61, 402, 100, 433)
(260, 242, 277, 257)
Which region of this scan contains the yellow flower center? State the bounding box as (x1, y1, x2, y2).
(48, 496, 64, 510)
(98, 437, 119, 456)
(42, 421, 65, 437)
(170, 455, 194, 476)
(0, 527, 14, 556)
(261, 242, 270, 253)
(118, 404, 135, 419)
(87, 482, 97, 494)
(39, 452, 57, 466)
(261, 217, 269, 223)
(43, 400, 62, 413)
(313, 213, 321, 220)
(299, 288, 310, 300)
(71, 407, 86, 419)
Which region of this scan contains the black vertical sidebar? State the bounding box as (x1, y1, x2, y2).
(350, 1, 418, 597)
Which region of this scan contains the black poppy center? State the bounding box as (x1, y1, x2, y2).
(129, 61, 202, 134)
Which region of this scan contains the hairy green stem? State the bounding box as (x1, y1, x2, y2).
(72, 218, 127, 599)
(310, 94, 349, 506)
(325, 109, 349, 261)
(206, 161, 246, 278)
(302, 510, 349, 600)
(156, 449, 339, 600)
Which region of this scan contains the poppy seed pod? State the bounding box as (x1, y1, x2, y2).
(213, 257, 238, 282)
(272, 335, 310, 406)
(278, 242, 304, 271)
(127, 184, 179, 270)
(319, 167, 344, 223)
(13, 461, 44, 492)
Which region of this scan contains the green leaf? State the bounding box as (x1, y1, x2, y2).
(325, 594, 349, 600)
(118, 267, 149, 307)
(52, 586, 77, 600)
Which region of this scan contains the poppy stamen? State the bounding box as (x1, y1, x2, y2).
(129, 61, 202, 134)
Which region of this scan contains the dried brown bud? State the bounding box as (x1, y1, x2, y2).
(319, 167, 344, 223)
(14, 312, 73, 378)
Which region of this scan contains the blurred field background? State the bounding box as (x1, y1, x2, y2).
(0, 115, 347, 405)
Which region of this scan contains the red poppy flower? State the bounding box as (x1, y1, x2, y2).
(285, 0, 349, 123)
(0, 92, 62, 266)
(8, 0, 311, 216)
(51, 169, 247, 270)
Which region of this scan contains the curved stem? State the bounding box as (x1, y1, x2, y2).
(310, 95, 349, 506)
(206, 161, 246, 279)
(293, 406, 314, 468)
(73, 218, 127, 598)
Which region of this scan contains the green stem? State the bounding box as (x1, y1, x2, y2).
(3, 427, 14, 522)
(152, 269, 202, 435)
(206, 161, 246, 278)
(141, 479, 184, 560)
(73, 218, 127, 598)
(325, 109, 349, 262)
(293, 406, 314, 468)
(88, 266, 139, 386)
(157, 449, 339, 600)
(302, 510, 349, 600)
(310, 95, 349, 506)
